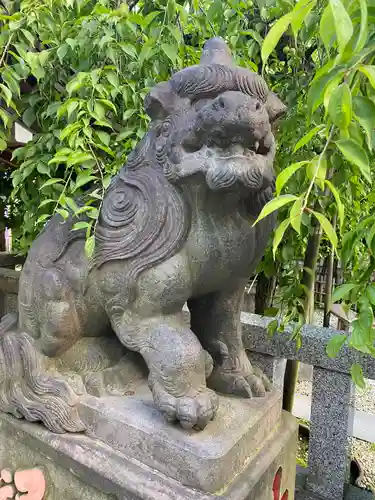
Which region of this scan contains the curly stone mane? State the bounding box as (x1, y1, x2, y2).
(92, 165, 190, 279)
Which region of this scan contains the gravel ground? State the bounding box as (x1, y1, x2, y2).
(296, 308, 375, 491)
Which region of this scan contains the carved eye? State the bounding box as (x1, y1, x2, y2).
(194, 99, 210, 111)
(161, 121, 171, 137)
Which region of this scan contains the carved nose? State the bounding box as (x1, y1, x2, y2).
(212, 93, 262, 121)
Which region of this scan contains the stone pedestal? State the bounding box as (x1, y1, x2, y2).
(0, 383, 297, 500)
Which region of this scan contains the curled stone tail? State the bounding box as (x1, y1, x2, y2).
(0, 324, 86, 434)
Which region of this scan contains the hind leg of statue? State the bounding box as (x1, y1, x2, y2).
(188, 284, 271, 398)
(110, 310, 218, 430)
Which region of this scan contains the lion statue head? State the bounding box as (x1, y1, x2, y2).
(93, 38, 286, 292)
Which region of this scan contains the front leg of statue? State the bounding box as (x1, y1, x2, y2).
(188, 285, 271, 398)
(111, 310, 218, 430)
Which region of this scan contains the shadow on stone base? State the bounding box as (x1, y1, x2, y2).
(0, 391, 297, 500)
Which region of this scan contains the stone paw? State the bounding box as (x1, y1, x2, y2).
(149, 379, 219, 430)
(208, 362, 271, 398)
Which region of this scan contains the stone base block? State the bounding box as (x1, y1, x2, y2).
(79, 386, 282, 493)
(0, 390, 297, 500)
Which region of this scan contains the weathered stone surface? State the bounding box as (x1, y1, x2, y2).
(243, 313, 375, 379)
(79, 385, 282, 493)
(0, 409, 297, 500)
(306, 367, 355, 500)
(0, 37, 286, 433)
(247, 352, 286, 391)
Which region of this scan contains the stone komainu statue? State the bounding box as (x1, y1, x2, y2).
(0, 38, 286, 433)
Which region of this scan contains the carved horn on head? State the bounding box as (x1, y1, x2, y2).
(265, 91, 288, 122)
(200, 37, 234, 67)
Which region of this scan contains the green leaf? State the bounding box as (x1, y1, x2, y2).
(72, 221, 91, 231)
(56, 208, 70, 220)
(21, 29, 35, 46)
(311, 211, 338, 249)
(327, 83, 352, 130)
(366, 284, 375, 305)
(96, 131, 110, 146)
(37, 214, 50, 224)
(36, 163, 50, 175)
(66, 73, 87, 95)
(329, 0, 353, 57)
(57, 44, 69, 62)
(307, 67, 345, 118)
(293, 126, 325, 153)
(354, 0, 368, 53)
(85, 235, 95, 258)
(162, 43, 178, 64)
(267, 319, 279, 337)
(107, 72, 120, 89)
(336, 139, 370, 182)
(40, 178, 65, 189)
(67, 152, 93, 166)
(348, 122, 364, 147)
(38, 199, 55, 208)
(0, 109, 10, 128)
(240, 30, 263, 45)
(326, 334, 347, 358)
(350, 363, 366, 389)
(365, 223, 375, 255)
(352, 96, 375, 151)
(119, 43, 138, 59)
(98, 99, 117, 114)
(273, 219, 290, 258)
(73, 174, 97, 191)
(359, 304, 374, 331)
(332, 283, 358, 302)
(290, 197, 303, 235)
(320, 5, 335, 50)
(64, 197, 79, 213)
(67, 100, 79, 119)
(276, 162, 308, 195)
(0, 83, 12, 107)
(123, 109, 136, 121)
(307, 156, 327, 190)
(291, 0, 316, 37)
(94, 101, 106, 119)
(325, 180, 344, 230)
(261, 13, 292, 64)
(254, 195, 297, 225)
(358, 65, 375, 89)
(22, 107, 36, 128)
(116, 129, 133, 141)
(139, 43, 154, 66)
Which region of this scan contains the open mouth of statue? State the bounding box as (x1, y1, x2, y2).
(214, 143, 260, 160)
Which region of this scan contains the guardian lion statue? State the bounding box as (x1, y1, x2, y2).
(0, 38, 286, 433)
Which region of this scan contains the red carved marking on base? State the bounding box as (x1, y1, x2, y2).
(272, 467, 282, 500)
(0, 484, 16, 500)
(272, 467, 289, 500)
(0, 470, 12, 484)
(14, 469, 46, 500)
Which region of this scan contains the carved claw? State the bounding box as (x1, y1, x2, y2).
(207, 352, 271, 399)
(149, 378, 219, 430)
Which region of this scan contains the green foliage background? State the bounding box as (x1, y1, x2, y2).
(1, 0, 375, 380)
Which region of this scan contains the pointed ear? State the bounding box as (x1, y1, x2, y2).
(265, 92, 287, 122)
(144, 81, 182, 121)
